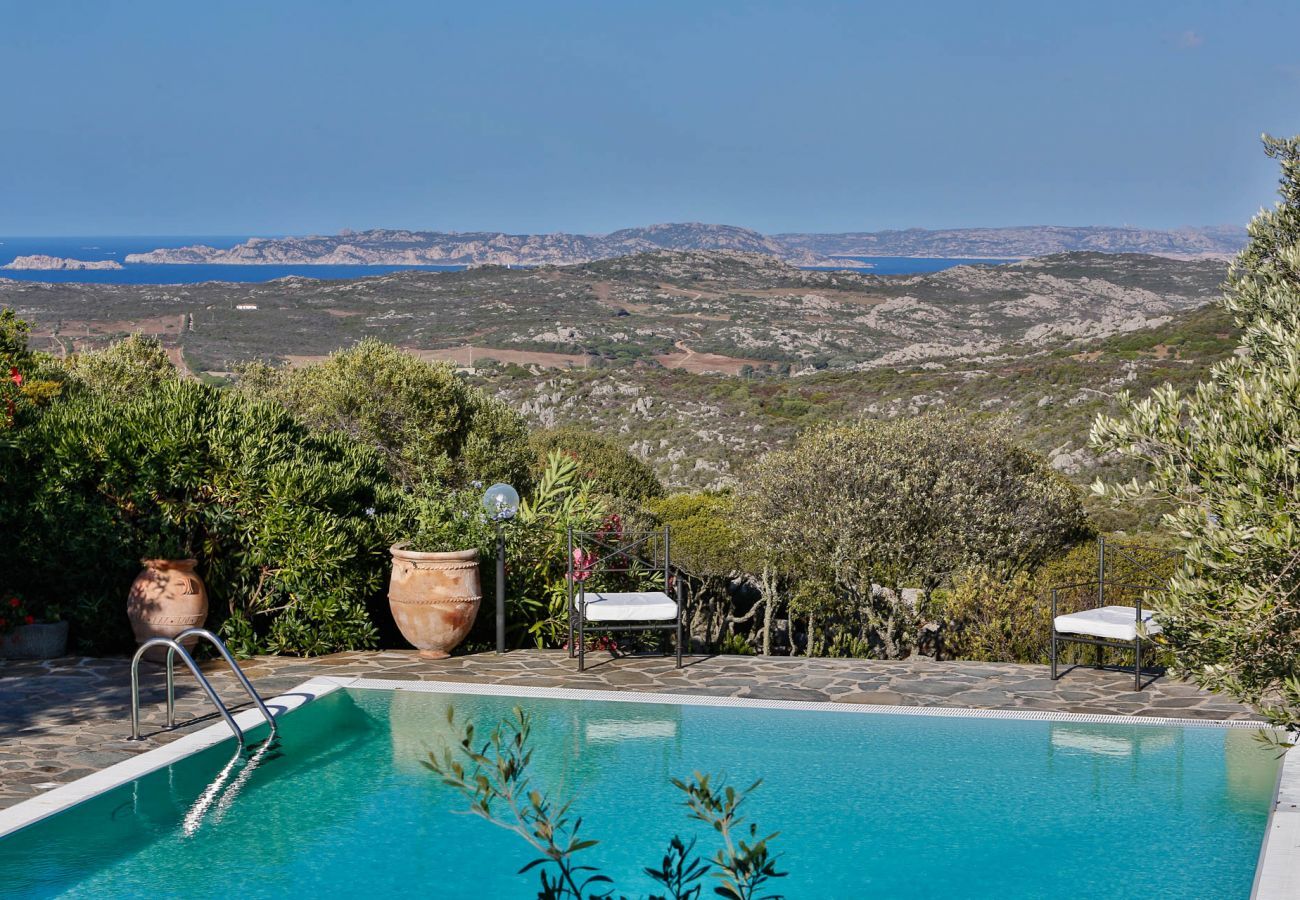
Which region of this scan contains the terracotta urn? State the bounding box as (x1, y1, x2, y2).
(126, 558, 208, 661)
(388, 545, 481, 659)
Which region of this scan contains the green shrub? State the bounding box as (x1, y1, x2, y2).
(645, 491, 744, 646)
(740, 413, 1090, 658)
(239, 340, 532, 490)
(939, 538, 1181, 665)
(1038, 536, 1178, 591)
(60, 334, 179, 396)
(404, 485, 494, 554)
(501, 451, 609, 648)
(530, 427, 663, 502)
(11, 379, 399, 656)
(938, 567, 1050, 663)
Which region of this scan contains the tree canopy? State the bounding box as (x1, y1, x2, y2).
(1092, 134, 1300, 730)
(740, 413, 1087, 657)
(238, 340, 532, 490)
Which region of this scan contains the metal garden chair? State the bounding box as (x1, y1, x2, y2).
(566, 525, 684, 672)
(1050, 581, 1161, 691)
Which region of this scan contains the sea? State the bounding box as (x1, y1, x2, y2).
(0, 236, 1014, 285)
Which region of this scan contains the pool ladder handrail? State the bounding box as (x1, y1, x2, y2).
(129, 628, 277, 746)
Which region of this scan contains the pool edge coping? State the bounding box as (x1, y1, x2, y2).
(1253, 743, 1300, 900)
(340, 675, 1271, 728)
(0, 677, 343, 839)
(1, 673, 1294, 897)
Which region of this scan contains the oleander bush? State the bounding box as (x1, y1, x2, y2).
(503, 450, 609, 648)
(8, 378, 400, 655)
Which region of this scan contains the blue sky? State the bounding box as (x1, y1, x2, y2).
(1, 0, 1297, 235)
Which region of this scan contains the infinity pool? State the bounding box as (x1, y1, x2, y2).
(0, 685, 1280, 898)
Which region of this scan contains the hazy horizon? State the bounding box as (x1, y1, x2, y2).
(0, 220, 1252, 241)
(2, 1, 1297, 235)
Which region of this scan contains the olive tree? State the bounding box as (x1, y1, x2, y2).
(1091, 134, 1300, 730)
(740, 413, 1087, 658)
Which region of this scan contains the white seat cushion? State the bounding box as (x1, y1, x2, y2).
(1054, 605, 1161, 642)
(581, 591, 678, 622)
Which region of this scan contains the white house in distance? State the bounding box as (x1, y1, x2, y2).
(235, 303, 258, 311)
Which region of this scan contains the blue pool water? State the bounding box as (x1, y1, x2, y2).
(0, 689, 1279, 898)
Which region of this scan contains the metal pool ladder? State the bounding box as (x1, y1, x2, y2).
(129, 627, 277, 746)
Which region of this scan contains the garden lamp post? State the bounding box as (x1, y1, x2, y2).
(481, 483, 519, 654)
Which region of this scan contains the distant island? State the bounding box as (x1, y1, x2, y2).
(777, 224, 1247, 260)
(124, 222, 1248, 268)
(125, 224, 863, 269)
(3, 255, 124, 271)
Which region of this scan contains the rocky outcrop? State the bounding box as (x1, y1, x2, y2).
(126, 222, 1249, 268)
(125, 224, 862, 269)
(2, 255, 123, 271)
(776, 225, 1247, 260)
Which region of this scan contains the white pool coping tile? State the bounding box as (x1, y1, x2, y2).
(338, 675, 1271, 728)
(0, 672, 1294, 896)
(1254, 742, 1300, 900)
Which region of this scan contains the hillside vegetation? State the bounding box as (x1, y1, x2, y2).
(2, 250, 1234, 530)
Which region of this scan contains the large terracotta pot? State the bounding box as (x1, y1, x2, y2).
(388, 545, 481, 659)
(126, 558, 208, 662)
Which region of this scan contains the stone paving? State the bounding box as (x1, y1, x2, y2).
(0, 649, 1259, 811)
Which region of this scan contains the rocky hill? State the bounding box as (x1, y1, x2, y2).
(2, 255, 123, 271)
(124, 224, 853, 268)
(471, 301, 1239, 530)
(6, 250, 1226, 378)
(3, 249, 1234, 530)
(777, 224, 1246, 260)
(4, 250, 1227, 380)
(123, 222, 1247, 267)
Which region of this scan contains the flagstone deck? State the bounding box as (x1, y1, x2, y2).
(0, 649, 1259, 812)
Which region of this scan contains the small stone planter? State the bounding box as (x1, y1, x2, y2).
(0, 621, 69, 659)
(388, 544, 482, 659)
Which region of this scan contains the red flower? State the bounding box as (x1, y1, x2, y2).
(571, 548, 594, 582)
(8, 367, 20, 386)
(7, 597, 18, 608)
(23, 615, 34, 625)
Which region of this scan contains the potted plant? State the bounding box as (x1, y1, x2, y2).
(0, 592, 68, 659)
(125, 528, 208, 661)
(389, 487, 493, 659)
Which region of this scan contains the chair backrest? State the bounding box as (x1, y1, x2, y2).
(566, 524, 671, 588)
